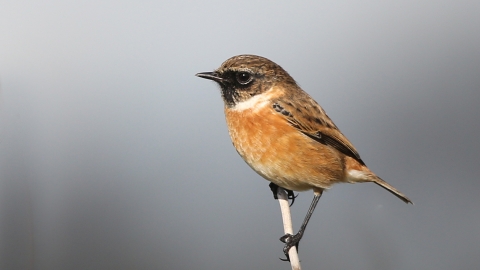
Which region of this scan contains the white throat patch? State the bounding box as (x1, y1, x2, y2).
(232, 87, 276, 112)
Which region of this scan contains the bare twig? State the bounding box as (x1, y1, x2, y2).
(276, 187, 301, 270)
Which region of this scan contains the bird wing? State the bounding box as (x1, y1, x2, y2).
(273, 94, 365, 166)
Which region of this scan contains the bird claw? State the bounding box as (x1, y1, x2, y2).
(269, 183, 299, 206)
(279, 255, 290, 262)
(286, 190, 298, 206)
(279, 232, 303, 262)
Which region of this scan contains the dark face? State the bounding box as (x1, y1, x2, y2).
(215, 68, 269, 107)
(196, 55, 296, 107)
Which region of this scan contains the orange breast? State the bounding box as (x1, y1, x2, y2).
(224, 104, 346, 191)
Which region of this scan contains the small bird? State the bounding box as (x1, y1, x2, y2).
(196, 54, 412, 260)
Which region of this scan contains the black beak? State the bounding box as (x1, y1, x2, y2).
(195, 72, 224, 83)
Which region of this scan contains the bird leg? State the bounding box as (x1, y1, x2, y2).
(279, 190, 323, 261)
(269, 182, 298, 206)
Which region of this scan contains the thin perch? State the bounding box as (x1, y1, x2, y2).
(276, 187, 301, 270)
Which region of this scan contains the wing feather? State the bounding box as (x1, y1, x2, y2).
(272, 94, 365, 166)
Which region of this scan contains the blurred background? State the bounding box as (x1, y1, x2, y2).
(1, 1, 479, 269)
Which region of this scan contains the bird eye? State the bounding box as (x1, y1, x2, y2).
(236, 72, 253, 85)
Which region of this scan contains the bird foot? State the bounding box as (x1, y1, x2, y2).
(279, 231, 303, 262)
(269, 183, 298, 206)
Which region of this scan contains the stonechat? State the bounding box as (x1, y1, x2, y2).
(196, 54, 412, 260)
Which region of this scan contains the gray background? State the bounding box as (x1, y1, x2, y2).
(1, 1, 479, 269)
